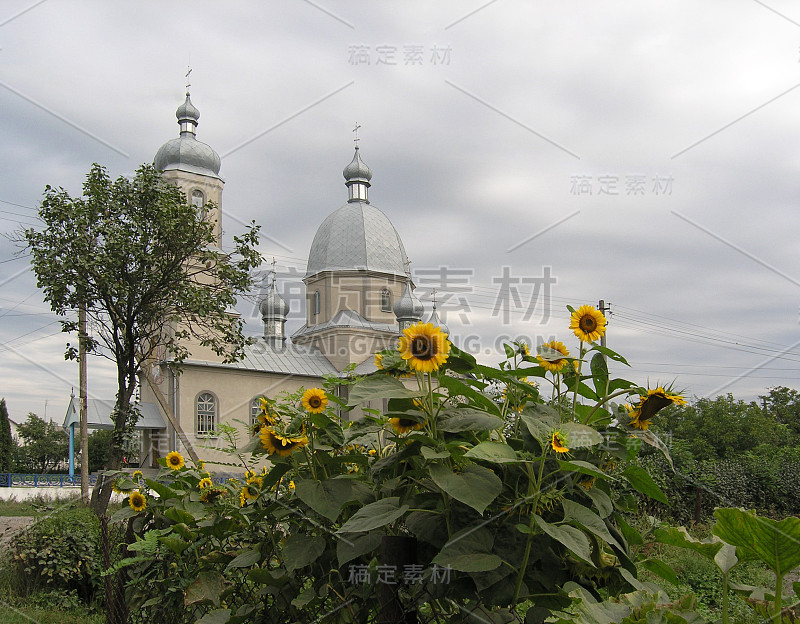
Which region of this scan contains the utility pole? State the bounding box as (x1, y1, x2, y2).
(598, 299, 612, 363)
(79, 302, 89, 504)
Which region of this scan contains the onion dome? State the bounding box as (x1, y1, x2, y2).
(394, 281, 423, 332)
(426, 305, 450, 337)
(306, 148, 408, 279)
(343, 146, 371, 202)
(260, 285, 289, 343)
(154, 92, 221, 179)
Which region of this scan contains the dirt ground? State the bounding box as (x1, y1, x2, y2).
(0, 516, 35, 548)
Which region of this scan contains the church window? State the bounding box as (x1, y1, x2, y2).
(196, 392, 217, 436)
(191, 189, 205, 208)
(380, 288, 392, 312)
(313, 291, 320, 316)
(250, 397, 262, 426)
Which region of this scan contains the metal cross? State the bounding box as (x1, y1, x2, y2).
(353, 122, 361, 146)
(185, 66, 192, 91)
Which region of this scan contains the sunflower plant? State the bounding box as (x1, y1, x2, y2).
(114, 307, 701, 624)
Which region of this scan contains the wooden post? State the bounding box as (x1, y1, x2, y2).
(378, 535, 417, 624)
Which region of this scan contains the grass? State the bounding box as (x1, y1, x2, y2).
(0, 494, 122, 516)
(0, 604, 105, 624)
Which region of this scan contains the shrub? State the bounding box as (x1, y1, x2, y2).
(10, 506, 103, 601)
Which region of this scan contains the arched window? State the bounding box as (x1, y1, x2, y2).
(313, 291, 321, 316)
(191, 189, 205, 208)
(250, 397, 262, 427)
(196, 392, 217, 436)
(380, 288, 392, 312)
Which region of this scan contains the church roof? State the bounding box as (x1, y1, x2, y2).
(63, 399, 166, 430)
(305, 201, 409, 278)
(292, 309, 397, 339)
(184, 339, 338, 378)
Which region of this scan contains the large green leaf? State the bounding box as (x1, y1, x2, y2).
(585, 488, 613, 518)
(283, 534, 326, 573)
(347, 375, 423, 406)
(438, 376, 500, 415)
(558, 460, 610, 480)
(639, 558, 679, 585)
(184, 570, 225, 606)
(429, 463, 502, 514)
(195, 609, 231, 624)
(713, 508, 800, 576)
(295, 478, 359, 522)
(336, 530, 383, 566)
(432, 526, 502, 572)
(623, 465, 668, 504)
(590, 352, 609, 396)
(653, 526, 723, 561)
(337, 497, 409, 533)
(464, 441, 519, 463)
(560, 422, 603, 448)
(534, 515, 593, 565)
(520, 406, 558, 444)
(226, 548, 261, 570)
(561, 500, 623, 551)
(629, 430, 674, 469)
(438, 408, 504, 432)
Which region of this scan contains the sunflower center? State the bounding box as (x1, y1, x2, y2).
(398, 418, 416, 427)
(411, 336, 434, 360)
(579, 316, 597, 333)
(308, 396, 322, 409)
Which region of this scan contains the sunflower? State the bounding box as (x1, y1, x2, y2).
(397, 322, 451, 373)
(128, 491, 146, 512)
(551, 430, 569, 454)
(519, 342, 530, 356)
(536, 341, 571, 373)
(569, 305, 607, 343)
(198, 477, 213, 490)
(389, 417, 425, 435)
(131, 470, 143, 480)
(259, 427, 309, 457)
(259, 397, 278, 425)
(111, 479, 125, 494)
(627, 386, 686, 430)
(165, 451, 185, 470)
(288, 480, 296, 490)
(374, 353, 384, 369)
(578, 475, 596, 490)
(241, 484, 258, 501)
(301, 388, 328, 414)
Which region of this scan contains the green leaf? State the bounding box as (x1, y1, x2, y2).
(557, 460, 609, 480)
(562, 500, 623, 551)
(713, 508, 800, 577)
(534, 515, 593, 566)
(639, 558, 679, 585)
(653, 526, 723, 561)
(433, 527, 502, 572)
(589, 345, 630, 366)
(295, 478, 359, 522)
(585, 488, 613, 518)
(283, 535, 326, 573)
(291, 587, 316, 608)
(615, 514, 644, 546)
(590, 352, 609, 396)
(337, 530, 383, 567)
(110, 505, 136, 524)
(429, 463, 502, 514)
(464, 441, 519, 463)
(623, 465, 668, 504)
(184, 570, 225, 607)
(225, 548, 261, 570)
(347, 375, 424, 406)
(420, 446, 450, 460)
(519, 405, 558, 444)
(629, 430, 674, 469)
(438, 376, 500, 415)
(715, 543, 738, 575)
(158, 536, 190, 555)
(560, 422, 603, 448)
(164, 507, 195, 526)
(438, 408, 504, 432)
(337, 497, 409, 533)
(195, 609, 231, 624)
(144, 478, 177, 501)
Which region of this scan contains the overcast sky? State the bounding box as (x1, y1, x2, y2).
(2, 0, 800, 424)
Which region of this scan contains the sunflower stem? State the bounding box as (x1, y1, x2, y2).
(571, 342, 584, 419)
(513, 451, 547, 604)
(581, 388, 635, 424)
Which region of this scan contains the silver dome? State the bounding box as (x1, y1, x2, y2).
(260, 289, 289, 318)
(154, 93, 222, 179)
(426, 307, 450, 336)
(343, 147, 372, 182)
(394, 281, 423, 320)
(305, 201, 409, 278)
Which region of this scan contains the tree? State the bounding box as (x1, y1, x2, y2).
(16, 413, 69, 473)
(0, 398, 13, 472)
(24, 163, 261, 512)
(760, 386, 800, 438)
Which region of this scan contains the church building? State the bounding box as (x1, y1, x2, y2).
(130, 92, 449, 467)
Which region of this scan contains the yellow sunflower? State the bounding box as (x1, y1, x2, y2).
(627, 387, 686, 430)
(374, 353, 384, 369)
(241, 484, 258, 501)
(569, 305, 607, 343)
(519, 343, 530, 356)
(198, 477, 213, 490)
(259, 427, 309, 457)
(259, 397, 278, 425)
(165, 451, 185, 470)
(397, 322, 451, 373)
(128, 491, 146, 512)
(301, 388, 328, 414)
(551, 430, 569, 454)
(131, 470, 143, 480)
(536, 341, 571, 373)
(389, 417, 425, 435)
(288, 480, 296, 490)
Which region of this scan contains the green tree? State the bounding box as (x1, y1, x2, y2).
(760, 385, 800, 438)
(0, 398, 13, 472)
(24, 163, 261, 512)
(16, 413, 69, 473)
